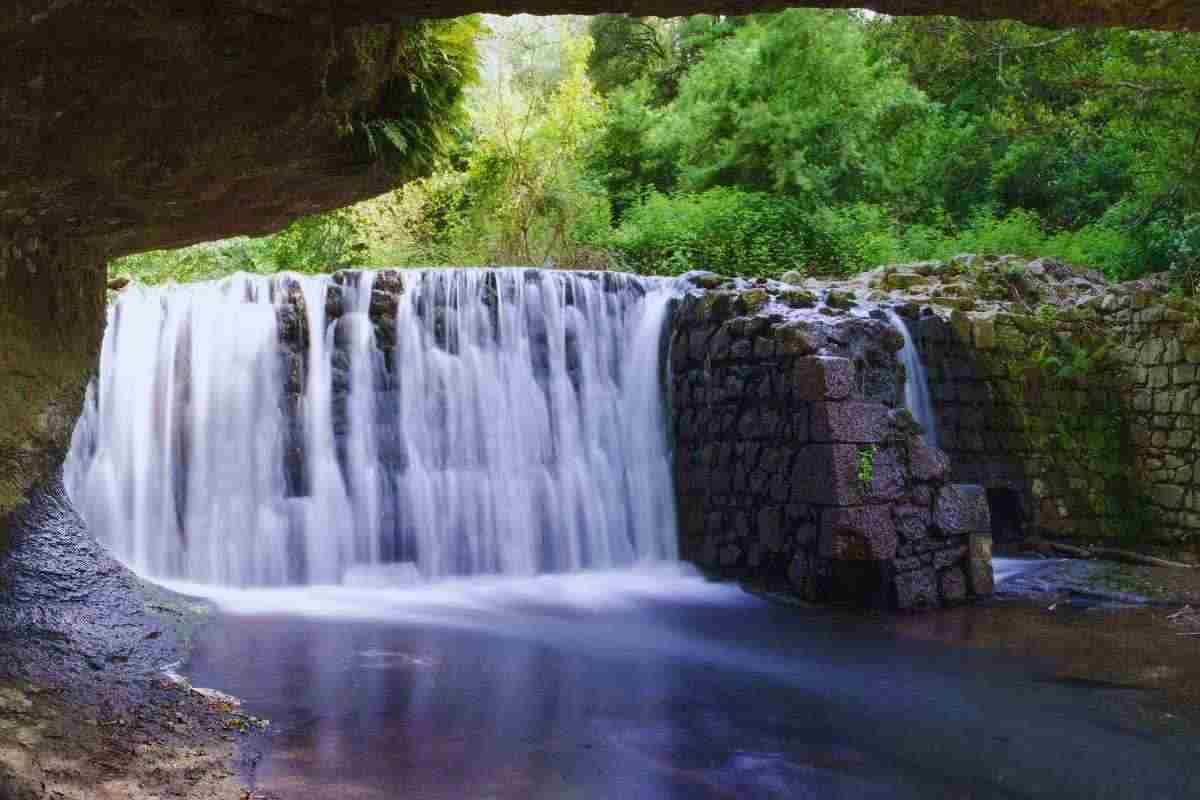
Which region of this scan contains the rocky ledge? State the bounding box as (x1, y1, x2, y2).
(0, 477, 260, 799)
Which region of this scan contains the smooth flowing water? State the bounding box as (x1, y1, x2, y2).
(65, 269, 678, 587)
(179, 568, 1200, 800)
(885, 309, 938, 447)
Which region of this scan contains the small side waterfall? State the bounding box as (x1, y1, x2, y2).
(885, 309, 938, 447)
(65, 269, 679, 587)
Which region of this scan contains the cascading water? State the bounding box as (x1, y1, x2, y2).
(884, 309, 938, 448)
(65, 269, 679, 587)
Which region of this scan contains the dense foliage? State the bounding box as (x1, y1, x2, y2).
(114, 12, 1200, 287)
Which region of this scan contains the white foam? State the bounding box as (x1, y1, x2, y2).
(155, 563, 748, 623)
(992, 557, 1046, 583)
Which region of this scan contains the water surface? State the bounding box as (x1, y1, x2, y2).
(183, 567, 1200, 800)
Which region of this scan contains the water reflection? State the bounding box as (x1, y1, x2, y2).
(184, 570, 1200, 800)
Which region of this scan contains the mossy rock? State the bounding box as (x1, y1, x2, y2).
(695, 291, 737, 321)
(778, 288, 817, 309)
(687, 272, 731, 291)
(882, 270, 928, 291)
(824, 289, 857, 310)
(736, 288, 770, 315)
(931, 296, 977, 312)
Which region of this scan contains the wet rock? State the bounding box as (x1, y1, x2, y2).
(825, 289, 857, 310)
(819, 506, 897, 561)
(779, 288, 817, 309)
(939, 566, 969, 603)
(893, 504, 932, 542)
(683, 271, 729, 291)
(794, 356, 854, 401)
(894, 567, 938, 610)
(969, 535, 995, 596)
(934, 485, 991, 535)
(809, 401, 891, 443)
(909, 438, 951, 482)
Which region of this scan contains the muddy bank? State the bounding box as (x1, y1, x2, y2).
(0, 478, 252, 799)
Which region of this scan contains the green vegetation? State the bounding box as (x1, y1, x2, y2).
(857, 445, 877, 491)
(113, 12, 1200, 288)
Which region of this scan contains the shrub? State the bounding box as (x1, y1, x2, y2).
(604, 188, 813, 276)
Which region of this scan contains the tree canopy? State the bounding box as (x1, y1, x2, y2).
(114, 11, 1200, 288)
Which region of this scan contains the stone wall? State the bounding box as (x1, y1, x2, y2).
(858, 257, 1200, 560)
(668, 275, 994, 609)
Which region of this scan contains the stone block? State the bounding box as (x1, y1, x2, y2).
(909, 438, 950, 482)
(1141, 338, 1165, 364)
(1153, 484, 1185, 509)
(757, 506, 784, 551)
(809, 401, 890, 443)
(972, 316, 996, 350)
(794, 522, 818, 547)
(790, 444, 906, 505)
(737, 407, 783, 440)
(933, 484, 990, 535)
(932, 544, 968, 570)
(939, 566, 968, 603)
(774, 321, 818, 355)
(787, 551, 819, 600)
(794, 356, 854, 401)
(893, 504, 931, 542)
(968, 536, 994, 597)
(1168, 429, 1194, 449)
(819, 506, 897, 561)
(894, 567, 938, 610)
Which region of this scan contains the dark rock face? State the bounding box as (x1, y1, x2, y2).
(0, 232, 104, 529)
(0, 475, 199, 693)
(0, 7, 441, 258)
(670, 273, 993, 610)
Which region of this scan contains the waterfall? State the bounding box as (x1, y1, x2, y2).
(65, 269, 679, 587)
(884, 309, 938, 448)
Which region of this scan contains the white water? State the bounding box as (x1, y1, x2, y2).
(66, 269, 678, 587)
(885, 310, 938, 448)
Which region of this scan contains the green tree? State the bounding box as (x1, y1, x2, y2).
(651, 11, 929, 206)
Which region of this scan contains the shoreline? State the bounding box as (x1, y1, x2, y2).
(0, 478, 254, 800)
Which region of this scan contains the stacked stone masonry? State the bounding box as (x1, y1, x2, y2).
(669, 274, 994, 610)
(855, 255, 1200, 560)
